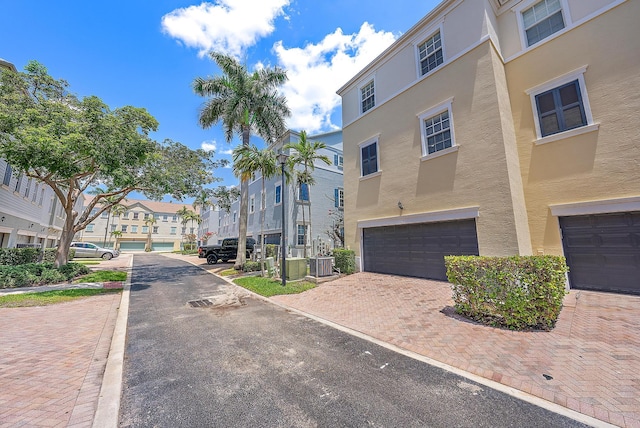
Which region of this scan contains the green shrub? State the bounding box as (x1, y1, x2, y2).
(265, 244, 277, 259)
(0, 266, 35, 287)
(41, 248, 75, 262)
(242, 261, 261, 272)
(39, 269, 67, 284)
(332, 249, 356, 275)
(0, 261, 91, 288)
(57, 263, 90, 280)
(0, 248, 42, 266)
(445, 255, 568, 331)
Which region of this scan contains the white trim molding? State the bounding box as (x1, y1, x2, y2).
(514, 0, 572, 50)
(550, 196, 640, 217)
(417, 97, 457, 159)
(357, 206, 480, 230)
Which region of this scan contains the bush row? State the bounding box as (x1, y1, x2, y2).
(445, 255, 568, 331)
(0, 262, 90, 288)
(0, 248, 75, 265)
(332, 249, 356, 275)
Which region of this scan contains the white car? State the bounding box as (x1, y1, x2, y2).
(70, 242, 119, 260)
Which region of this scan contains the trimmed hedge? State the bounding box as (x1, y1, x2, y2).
(0, 247, 75, 265)
(0, 262, 90, 288)
(445, 255, 568, 331)
(242, 261, 261, 273)
(332, 249, 356, 275)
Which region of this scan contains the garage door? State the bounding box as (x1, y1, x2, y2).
(559, 211, 640, 294)
(362, 219, 479, 280)
(152, 242, 175, 252)
(119, 241, 146, 251)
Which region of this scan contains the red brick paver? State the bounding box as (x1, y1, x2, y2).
(0, 293, 120, 428)
(272, 273, 640, 427)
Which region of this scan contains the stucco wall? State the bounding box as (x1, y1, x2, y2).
(506, 0, 640, 255)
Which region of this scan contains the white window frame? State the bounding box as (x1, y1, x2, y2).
(142, 226, 149, 234)
(153, 226, 159, 234)
(413, 21, 445, 80)
(249, 195, 255, 213)
(515, 0, 571, 50)
(338, 188, 344, 208)
(525, 66, 598, 145)
(233, 211, 237, 224)
(121, 225, 128, 233)
(86, 224, 95, 233)
(170, 226, 177, 235)
(417, 98, 459, 161)
(358, 135, 381, 180)
(131, 225, 138, 233)
(296, 224, 307, 246)
(358, 78, 376, 114)
(274, 182, 282, 206)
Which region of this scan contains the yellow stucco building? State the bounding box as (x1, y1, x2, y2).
(338, 0, 639, 294)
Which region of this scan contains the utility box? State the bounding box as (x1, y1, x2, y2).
(285, 258, 307, 280)
(310, 257, 333, 277)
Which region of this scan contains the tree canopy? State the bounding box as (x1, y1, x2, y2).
(0, 61, 225, 266)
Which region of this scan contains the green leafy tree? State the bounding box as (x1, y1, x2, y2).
(232, 144, 278, 276)
(88, 187, 127, 247)
(0, 61, 224, 266)
(107, 203, 127, 248)
(284, 131, 331, 258)
(110, 230, 123, 250)
(193, 52, 290, 269)
(211, 186, 240, 214)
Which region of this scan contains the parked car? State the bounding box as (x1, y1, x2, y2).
(198, 237, 255, 264)
(70, 242, 119, 260)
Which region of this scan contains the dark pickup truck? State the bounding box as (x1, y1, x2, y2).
(198, 237, 256, 265)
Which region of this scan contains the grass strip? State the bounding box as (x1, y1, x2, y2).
(0, 288, 121, 308)
(74, 270, 127, 283)
(234, 276, 315, 297)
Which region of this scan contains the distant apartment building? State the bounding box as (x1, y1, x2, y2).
(337, 0, 639, 294)
(216, 129, 344, 257)
(78, 197, 200, 252)
(1, 58, 66, 249)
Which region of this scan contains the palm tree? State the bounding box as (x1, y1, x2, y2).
(192, 190, 212, 241)
(284, 131, 331, 258)
(88, 187, 127, 247)
(193, 52, 290, 269)
(110, 230, 123, 251)
(144, 215, 157, 252)
(232, 144, 278, 276)
(108, 204, 127, 248)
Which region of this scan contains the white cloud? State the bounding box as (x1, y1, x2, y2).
(274, 22, 398, 133)
(201, 141, 217, 152)
(220, 148, 234, 156)
(162, 0, 290, 57)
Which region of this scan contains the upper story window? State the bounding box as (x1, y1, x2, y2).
(526, 66, 596, 144)
(133, 212, 139, 220)
(142, 226, 149, 234)
(111, 224, 116, 232)
(298, 183, 309, 201)
(535, 80, 586, 137)
(87, 224, 95, 232)
(360, 80, 375, 113)
(333, 154, 343, 168)
(418, 98, 458, 159)
(14, 174, 22, 193)
(334, 188, 344, 209)
(144, 213, 149, 220)
(101, 211, 109, 219)
(418, 31, 443, 76)
(2, 164, 12, 186)
(360, 139, 379, 177)
(123, 211, 129, 219)
(121, 225, 128, 232)
(233, 211, 237, 223)
(249, 195, 255, 213)
(170, 226, 177, 235)
(131, 225, 138, 233)
(172, 215, 177, 222)
(153, 226, 159, 234)
(522, 0, 565, 47)
(163, 215, 168, 222)
(275, 183, 282, 205)
(32, 183, 38, 202)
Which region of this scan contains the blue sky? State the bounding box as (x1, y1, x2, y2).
(1, 0, 440, 200)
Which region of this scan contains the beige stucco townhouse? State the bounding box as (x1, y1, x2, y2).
(338, 0, 640, 294)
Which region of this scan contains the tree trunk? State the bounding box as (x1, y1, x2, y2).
(55, 209, 76, 268)
(103, 212, 111, 247)
(260, 178, 265, 277)
(235, 126, 251, 270)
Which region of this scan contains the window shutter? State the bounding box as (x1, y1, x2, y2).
(334, 154, 338, 165)
(335, 188, 339, 207)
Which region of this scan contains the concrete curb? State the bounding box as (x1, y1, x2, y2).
(92, 255, 134, 428)
(170, 254, 614, 428)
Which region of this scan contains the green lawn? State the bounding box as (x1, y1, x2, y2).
(0, 288, 121, 308)
(233, 276, 315, 297)
(74, 270, 127, 283)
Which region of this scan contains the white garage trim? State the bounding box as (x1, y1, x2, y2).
(550, 196, 640, 217)
(357, 206, 479, 230)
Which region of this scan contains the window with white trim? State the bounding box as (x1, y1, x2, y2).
(133, 212, 139, 220)
(87, 224, 95, 232)
(153, 226, 159, 234)
(334, 188, 344, 209)
(522, 0, 565, 47)
(121, 225, 128, 232)
(170, 226, 177, 235)
(361, 80, 375, 113)
(526, 67, 595, 142)
(142, 226, 148, 233)
(418, 99, 456, 157)
(298, 183, 309, 201)
(360, 139, 379, 177)
(275, 183, 282, 205)
(333, 154, 343, 168)
(111, 224, 117, 232)
(418, 31, 443, 76)
(2, 164, 11, 186)
(131, 225, 138, 233)
(233, 211, 237, 223)
(249, 195, 255, 213)
(297, 224, 307, 246)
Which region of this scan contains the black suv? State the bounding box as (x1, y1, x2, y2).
(198, 238, 256, 264)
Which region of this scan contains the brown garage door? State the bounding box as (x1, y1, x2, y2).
(362, 219, 479, 280)
(559, 212, 640, 295)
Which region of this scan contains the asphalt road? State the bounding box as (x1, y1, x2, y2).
(119, 254, 587, 428)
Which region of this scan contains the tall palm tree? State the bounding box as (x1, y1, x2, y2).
(284, 131, 331, 258)
(144, 215, 157, 252)
(110, 230, 122, 251)
(108, 204, 127, 248)
(176, 205, 192, 250)
(193, 52, 290, 269)
(232, 144, 278, 276)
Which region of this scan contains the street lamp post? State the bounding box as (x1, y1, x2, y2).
(277, 152, 288, 287)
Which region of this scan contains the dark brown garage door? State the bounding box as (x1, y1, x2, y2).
(362, 219, 479, 280)
(559, 212, 640, 295)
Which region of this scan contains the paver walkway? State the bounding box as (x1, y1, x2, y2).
(271, 272, 640, 428)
